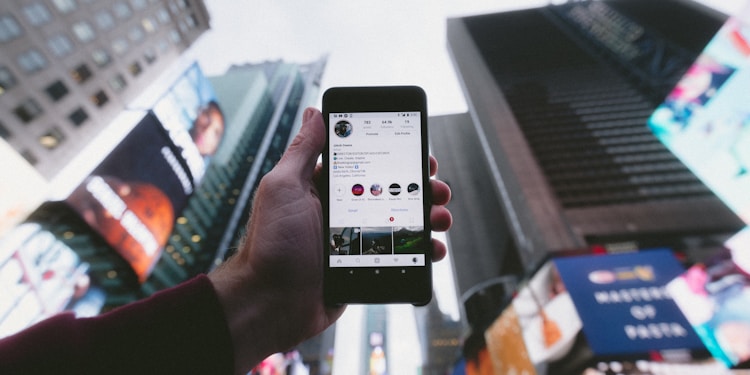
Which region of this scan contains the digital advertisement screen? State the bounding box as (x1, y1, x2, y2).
(485, 251, 706, 373)
(667, 225, 750, 368)
(553, 250, 704, 356)
(151, 63, 224, 185)
(648, 9, 750, 368)
(66, 113, 188, 282)
(0, 223, 103, 339)
(647, 12, 750, 223)
(65, 63, 225, 283)
(327, 111, 426, 268)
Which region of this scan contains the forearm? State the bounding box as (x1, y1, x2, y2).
(0, 274, 234, 375)
(208, 258, 282, 374)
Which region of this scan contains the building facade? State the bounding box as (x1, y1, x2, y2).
(0, 0, 210, 179)
(445, 0, 746, 274)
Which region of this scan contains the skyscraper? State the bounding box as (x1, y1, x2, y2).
(445, 0, 746, 274)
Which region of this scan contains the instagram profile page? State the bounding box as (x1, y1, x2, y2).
(328, 112, 426, 268)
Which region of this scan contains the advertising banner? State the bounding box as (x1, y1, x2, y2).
(65, 63, 224, 282)
(647, 9, 750, 223)
(668, 228, 750, 368)
(66, 113, 189, 282)
(486, 250, 712, 374)
(0, 223, 103, 339)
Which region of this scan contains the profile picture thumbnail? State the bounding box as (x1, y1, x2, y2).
(334, 120, 353, 138)
(352, 184, 364, 196)
(408, 183, 420, 195)
(389, 183, 401, 196)
(370, 183, 383, 196)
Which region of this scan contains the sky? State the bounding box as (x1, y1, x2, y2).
(185, 0, 553, 115)
(186, 0, 746, 115)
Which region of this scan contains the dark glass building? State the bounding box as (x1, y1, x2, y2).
(444, 0, 745, 275)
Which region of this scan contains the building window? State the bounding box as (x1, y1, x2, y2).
(22, 3, 52, 27)
(157, 39, 169, 53)
(142, 17, 157, 33)
(109, 74, 127, 92)
(112, 37, 128, 55)
(51, 0, 77, 14)
(144, 49, 157, 64)
(0, 121, 10, 139)
(71, 64, 92, 84)
(91, 89, 108, 107)
(45, 80, 69, 102)
(0, 15, 23, 43)
(168, 29, 181, 44)
(14, 98, 44, 123)
(21, 150, 38, 166)
(128, 61, 142, 76)
(156, 7, 170, 24)
(47, 34, 73, 57)
(0, 66, 18, 94)
(72, 21, 95, 42)
(113, 2, 132, 19)
(128, 26, 144, 43)
(185, 14, 197, 29)
(130, 0, 147, 10)
(68, 107, 88, 126)
(39, 127, 66, 150)
(92, 48, 112, 67)
(17, 49, 47, 73)
(94, 10, 115, 31)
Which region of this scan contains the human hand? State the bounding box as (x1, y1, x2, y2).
(208, 107, 452, 374)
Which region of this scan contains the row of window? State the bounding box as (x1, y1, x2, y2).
(12, 97, 90, 127)
(2, 56, 145, 115)
(0, 54, 156, 167)
(6, 60, 148, 125)
(0, 0, 198, 169)
(2, 0, 157, 42)
(2, 12, 175, 78)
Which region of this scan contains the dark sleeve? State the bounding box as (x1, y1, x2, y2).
(0, 274, 234, 375)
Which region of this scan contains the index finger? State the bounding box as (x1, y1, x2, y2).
(275, 108, 325, 180)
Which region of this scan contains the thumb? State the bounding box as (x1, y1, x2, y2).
(276, 107, 325, 179)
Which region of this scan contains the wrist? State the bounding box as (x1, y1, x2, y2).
(208, 260, 276, 374)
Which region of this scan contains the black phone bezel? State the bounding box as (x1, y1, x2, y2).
(322, 86, 432, 305)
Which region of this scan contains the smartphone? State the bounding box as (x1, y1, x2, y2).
(322, 86, 432, 305)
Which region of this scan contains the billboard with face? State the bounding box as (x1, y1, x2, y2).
(66, 63, 225, 282)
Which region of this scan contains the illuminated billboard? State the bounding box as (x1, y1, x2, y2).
(66, 113, 187, 282)
(66, 63, 225, 282)
(150, 63, 224, 185)
(668, 230, 750, 368)
(0, 223, 103, 339)
(485, 251, 708, 374)
(648, 7, 750, 368)
(647, 11, 750, 223)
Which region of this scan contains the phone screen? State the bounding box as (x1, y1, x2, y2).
(327, 111, 427, 268)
